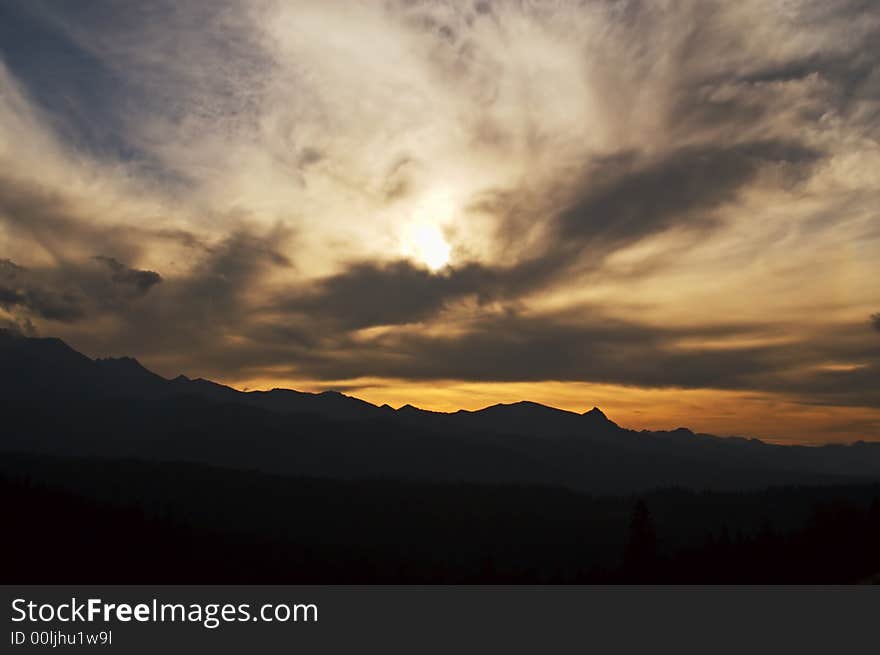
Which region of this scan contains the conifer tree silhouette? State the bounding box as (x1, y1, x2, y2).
(624, 499, 659, 581)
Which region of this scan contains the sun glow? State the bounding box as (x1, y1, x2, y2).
(404, 191, 455, 271)
(409, 223, 451, 271)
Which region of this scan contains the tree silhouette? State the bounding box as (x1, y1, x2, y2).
(624, 499, 659, 581)
(4, 451, 880, 584)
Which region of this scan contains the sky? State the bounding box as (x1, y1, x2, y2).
(0, 0, 878, 444)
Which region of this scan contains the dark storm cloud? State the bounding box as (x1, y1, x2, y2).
(0, 259, 86, 321)
(872, 314, 880, 332)
(283, 313, 770, 385)
(0, 256, 162, 323)
(57, 227, 296, 371)
(93, 256, 161, 294)
(280, 260, 500, 329)
(0, 288, 83, 322)
(165, 229, 290, 330)
(490, 140, 819, 283)
(260, 311, 879, 407)
(555, 141, 820, 252)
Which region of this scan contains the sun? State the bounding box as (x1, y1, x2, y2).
(410, 223, 451, 271)
(403, 189, 455, 271)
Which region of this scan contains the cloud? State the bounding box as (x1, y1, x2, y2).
(0, 256, 162, 323)
(558, 141, 818, 244)
(0, 259, 85, 322)
(93, 256, 162, 294)
(251, 310, 880, 409)
(0, 0, 878, 433)
(280, 139, 820, 332)
(52, 226, 295, 370)
(278, 258, 522, 330)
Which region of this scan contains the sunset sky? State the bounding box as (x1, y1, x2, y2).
(1, 1, 878, 444)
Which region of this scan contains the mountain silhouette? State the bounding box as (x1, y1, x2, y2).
(2, 328, 880, 494)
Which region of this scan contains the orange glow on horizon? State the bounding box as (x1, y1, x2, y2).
(211, 375, 880, 446)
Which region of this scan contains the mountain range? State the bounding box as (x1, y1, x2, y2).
(2, 328, 879, 494)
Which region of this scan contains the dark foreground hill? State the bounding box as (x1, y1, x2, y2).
(2, 453, 879, 583)
(4, 330, 880, 582)
(2, 328, 880, 494)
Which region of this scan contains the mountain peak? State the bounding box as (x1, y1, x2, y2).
(95, 356, 154, 376)
(583, 407, 616, 428)
(97, 355, 143, 367)
(482, 400, 570, 415)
